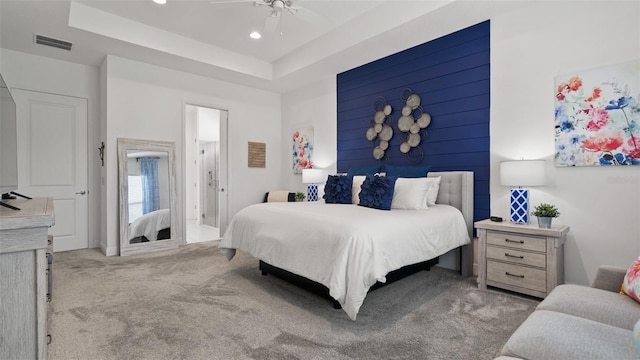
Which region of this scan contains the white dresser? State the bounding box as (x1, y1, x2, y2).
(0, 197, 55, 360)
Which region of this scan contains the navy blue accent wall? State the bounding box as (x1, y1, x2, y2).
(336, 20, 490, 222)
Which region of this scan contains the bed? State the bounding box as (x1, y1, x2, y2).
(219, 171, 474, 320)
(128, 208, 171, 243)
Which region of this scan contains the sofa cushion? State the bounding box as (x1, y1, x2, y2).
(500, 310, 638, 359)
(537, 284, 640, 330)
(592, 265, 627, 292)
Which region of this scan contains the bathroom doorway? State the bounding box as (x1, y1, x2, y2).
(184, 104, 228, 243)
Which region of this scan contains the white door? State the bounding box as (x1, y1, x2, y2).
(14, 89, 88, 252)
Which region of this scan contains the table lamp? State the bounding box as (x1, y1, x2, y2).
(500, 160, 546, 224)
(302, 168, 324, 202)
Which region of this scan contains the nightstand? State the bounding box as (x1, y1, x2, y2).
(475, 219, 570, 298)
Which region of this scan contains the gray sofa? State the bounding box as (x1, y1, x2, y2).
(497, 266, 640, 359)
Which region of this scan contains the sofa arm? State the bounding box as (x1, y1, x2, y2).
(591, 266, 627, 292)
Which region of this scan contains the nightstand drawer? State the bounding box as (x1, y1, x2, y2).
(487, 246, 546, 268)
(487, 260, 546, 293)
(487, 232, 546, 252)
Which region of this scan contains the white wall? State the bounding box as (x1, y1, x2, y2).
(101, 55, 282, 255)
(490, 1, 640, 285)
(281, 1, 640, 285)
(198, 107, 220, 142)
(99, 58, 109, 255)
(0, 48, 101, 249)
(185, 105, 198, 221)
(0, 49, 282, 256)
(282, 77, 337, 196)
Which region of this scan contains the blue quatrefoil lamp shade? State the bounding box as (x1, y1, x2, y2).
(500, 160, 546, 224)
(302, 168, 324, 202)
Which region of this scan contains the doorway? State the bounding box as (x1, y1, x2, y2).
(184, 104, 228, 244)
(13, 89, 88, 252)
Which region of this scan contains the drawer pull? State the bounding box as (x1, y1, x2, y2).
(505, 238, 524, 244)
(505, 253, 524, 259)
(47, 334, 52, 345)
(505, 271, 525, 278)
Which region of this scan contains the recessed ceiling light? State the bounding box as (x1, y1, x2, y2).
(249, 31, 261, 39)
(153, 0, 167, 4)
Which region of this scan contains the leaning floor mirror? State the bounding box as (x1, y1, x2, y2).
(118, 138, 178, 256)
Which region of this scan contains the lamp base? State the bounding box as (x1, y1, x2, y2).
(510, 188, 529, 224)
(307, 184, 318, 202)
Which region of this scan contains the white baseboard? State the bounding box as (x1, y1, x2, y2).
(99, 243, 118, 256)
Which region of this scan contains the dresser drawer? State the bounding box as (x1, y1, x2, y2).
(487, 246, 546, 268)
(487, 231, 546, 252)
(487, 260, 546, 293)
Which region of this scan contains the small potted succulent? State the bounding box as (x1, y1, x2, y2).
(295, 192, 306, 202)
(532, 203, 560, 228)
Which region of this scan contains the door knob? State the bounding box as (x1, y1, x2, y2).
(75, 191, 87, 195)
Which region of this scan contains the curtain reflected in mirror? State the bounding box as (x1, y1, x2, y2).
(118, 138, 178, 256)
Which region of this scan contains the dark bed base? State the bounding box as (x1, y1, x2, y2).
(258, 257, 440, 309)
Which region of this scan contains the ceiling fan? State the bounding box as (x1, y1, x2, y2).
(256, 0, 300, 17)
(209, 0, 324, 28)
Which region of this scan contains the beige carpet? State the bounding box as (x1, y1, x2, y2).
(48, 241, 538, 360)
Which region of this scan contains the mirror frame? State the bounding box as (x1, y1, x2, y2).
(117, 138, 178, 256)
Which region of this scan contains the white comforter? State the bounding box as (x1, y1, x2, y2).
(219, 202, 470, 320)
(128, 208, 171, 242)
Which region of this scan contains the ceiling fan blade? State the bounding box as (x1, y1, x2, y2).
(208, 0, 254, 4)
(292, 5, 325, 25)
(285, 5, 297, 16)
(263, 13, 280, 34)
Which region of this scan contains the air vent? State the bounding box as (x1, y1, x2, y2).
(34, 34, 73, 51)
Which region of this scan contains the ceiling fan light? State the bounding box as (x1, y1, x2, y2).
(152, 0, 167, 4)
(249, 31, 262, 39)
(272, 0, 284, 11)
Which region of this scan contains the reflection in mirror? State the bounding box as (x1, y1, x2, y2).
(118, 138, 178, 256)
(126, 150, 170, 243)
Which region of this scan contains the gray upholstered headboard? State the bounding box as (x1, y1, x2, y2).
(428, 171, 474, 238)
(428, 171, 474, 277)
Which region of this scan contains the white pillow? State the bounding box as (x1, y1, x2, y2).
(266, 190, 290, 202)
(391, 177, 430, 210)
(425, 176, 441, 206)
(352, 175, 366, 204)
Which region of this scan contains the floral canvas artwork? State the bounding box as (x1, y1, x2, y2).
(555, 59, 640, 166)
(292, 127, 314, 174)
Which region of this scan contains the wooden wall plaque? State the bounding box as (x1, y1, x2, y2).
(248, 142, 266, 168)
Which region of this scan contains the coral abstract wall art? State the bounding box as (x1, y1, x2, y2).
(555, 59, 640, 166)
(292, 127, 314, 174)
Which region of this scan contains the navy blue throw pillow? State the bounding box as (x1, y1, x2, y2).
(384, 164, 431, 178)
(323, 175, 352, 204)
(358, 174, 398, 210)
